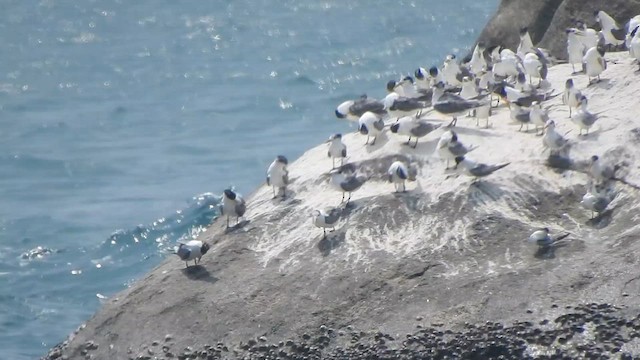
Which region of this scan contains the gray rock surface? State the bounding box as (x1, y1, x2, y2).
(42, 51, 640, 359)
(476, 0, 640, 59)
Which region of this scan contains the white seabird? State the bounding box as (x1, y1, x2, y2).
(327, 133, 347, 169)
(543, 120, 569, 155)
(266, 155, 289, 199)
(509, 103, 532, 132)
(562, 78, 582, 117)
(581, 185, 614, 219)
(176, 240, 210, 268)
(335, 95, 386, 121)
(387, 161, 417, 193)
(329, 167, 367, 204)
(529, 101, 549, 135)
(312, 208, 341, 238)
(492, 48, 520, 79)
(442, 54, 472, 88)
(517, 27, 534, 59)
(573, 21, 600, 50)
(389, 116, 441, 148)
(383, 91, 429, 119)
(527, 228, 553, 247)
(588, 155, 615, 183)
(469, 42, 487, 76)
(629, 26, 640, 68)
(436, 130, 472, 169)
(595, 10, 625, 49)
(527, 228, 570, 248)
(454, 156, 510, 181)
(571, 95, 597, 135)
(627, 15, 640, 46)
(523, 52, 544, 85)
(432, 82, 487, 127)
(221, 189, 247, 228)
(358, 111, 385, 145)
(566, 28, 586, 73)
(583, 46, 607, 83)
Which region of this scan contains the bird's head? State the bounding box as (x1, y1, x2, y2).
(519, 27, 529, 37)
(429, 66, 439, 77)
(386, 80, 398, 93)
(415, 67, 426, 80)
(223, 189, 236, 200)
(335, 100, 354, 119)
(276, 155, 288, 165)
(565, 78, 574, 89)
(390, 122, 400, 133)
(544, 119, 555, 129)
(402, 75, 414, 84)
(201, 242, 211, 255)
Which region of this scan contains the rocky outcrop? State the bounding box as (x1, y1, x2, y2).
(43, 51, 640, 359)
(476, 0, 640, 59)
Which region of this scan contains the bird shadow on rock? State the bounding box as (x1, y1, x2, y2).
(446, 126, 501, 138)
(466, 180, 507, 203)
(317, 230, 346, 257)
(534, 241, 569, 260)
(224, 220, 251, 234)
(271, 194, 301, 206)
(585, 208, 614, 229)
(363, 132, 390, 153)
(181, 265, 219, 283)
(391, 191, 423, 211)
(576, 130, 601, 142)
(397, 136, 440, 154)
(589, 78, 613, 90)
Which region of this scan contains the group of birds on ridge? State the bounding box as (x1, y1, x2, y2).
(176, 10, 640, 267)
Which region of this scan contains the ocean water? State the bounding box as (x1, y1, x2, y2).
(0, 1, 497, 358)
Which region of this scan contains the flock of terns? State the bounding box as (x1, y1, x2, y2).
(175, 10, 640, 267)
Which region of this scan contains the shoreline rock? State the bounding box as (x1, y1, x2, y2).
(43, 50, 640, 360)
(475, 0, 640, 59)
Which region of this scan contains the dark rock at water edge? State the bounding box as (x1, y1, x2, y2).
(476, 0, 640, 59)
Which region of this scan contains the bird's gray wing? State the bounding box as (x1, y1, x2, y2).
(341, 148, 347, 157)
(411, 121, 440, 137)
(514, 110, 530, 123)
(283, 171, 289, 185)
(235, 198, 247, 217)
(611, 27, 626, 41)
(583, 113, 597, 126)
(593, 196, 610, 213)
(177, 245, 190, 261)
(469, 163, 509, 177)
(266, 176, 271, 186)
(396, 166, 407, 180)
(341, 175, 366, 192)
(351, 99, 385, 117)
(373, 118, 384, 131)
(325, 208, 341, 225)
(390, 97, 425, 111)
(359, 123, 369, 135)
(447, 141, 468, 156)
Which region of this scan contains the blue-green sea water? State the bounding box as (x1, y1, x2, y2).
(0, 1, 497, 358)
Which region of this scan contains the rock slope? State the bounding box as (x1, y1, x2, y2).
(45, 52, 640, 359)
